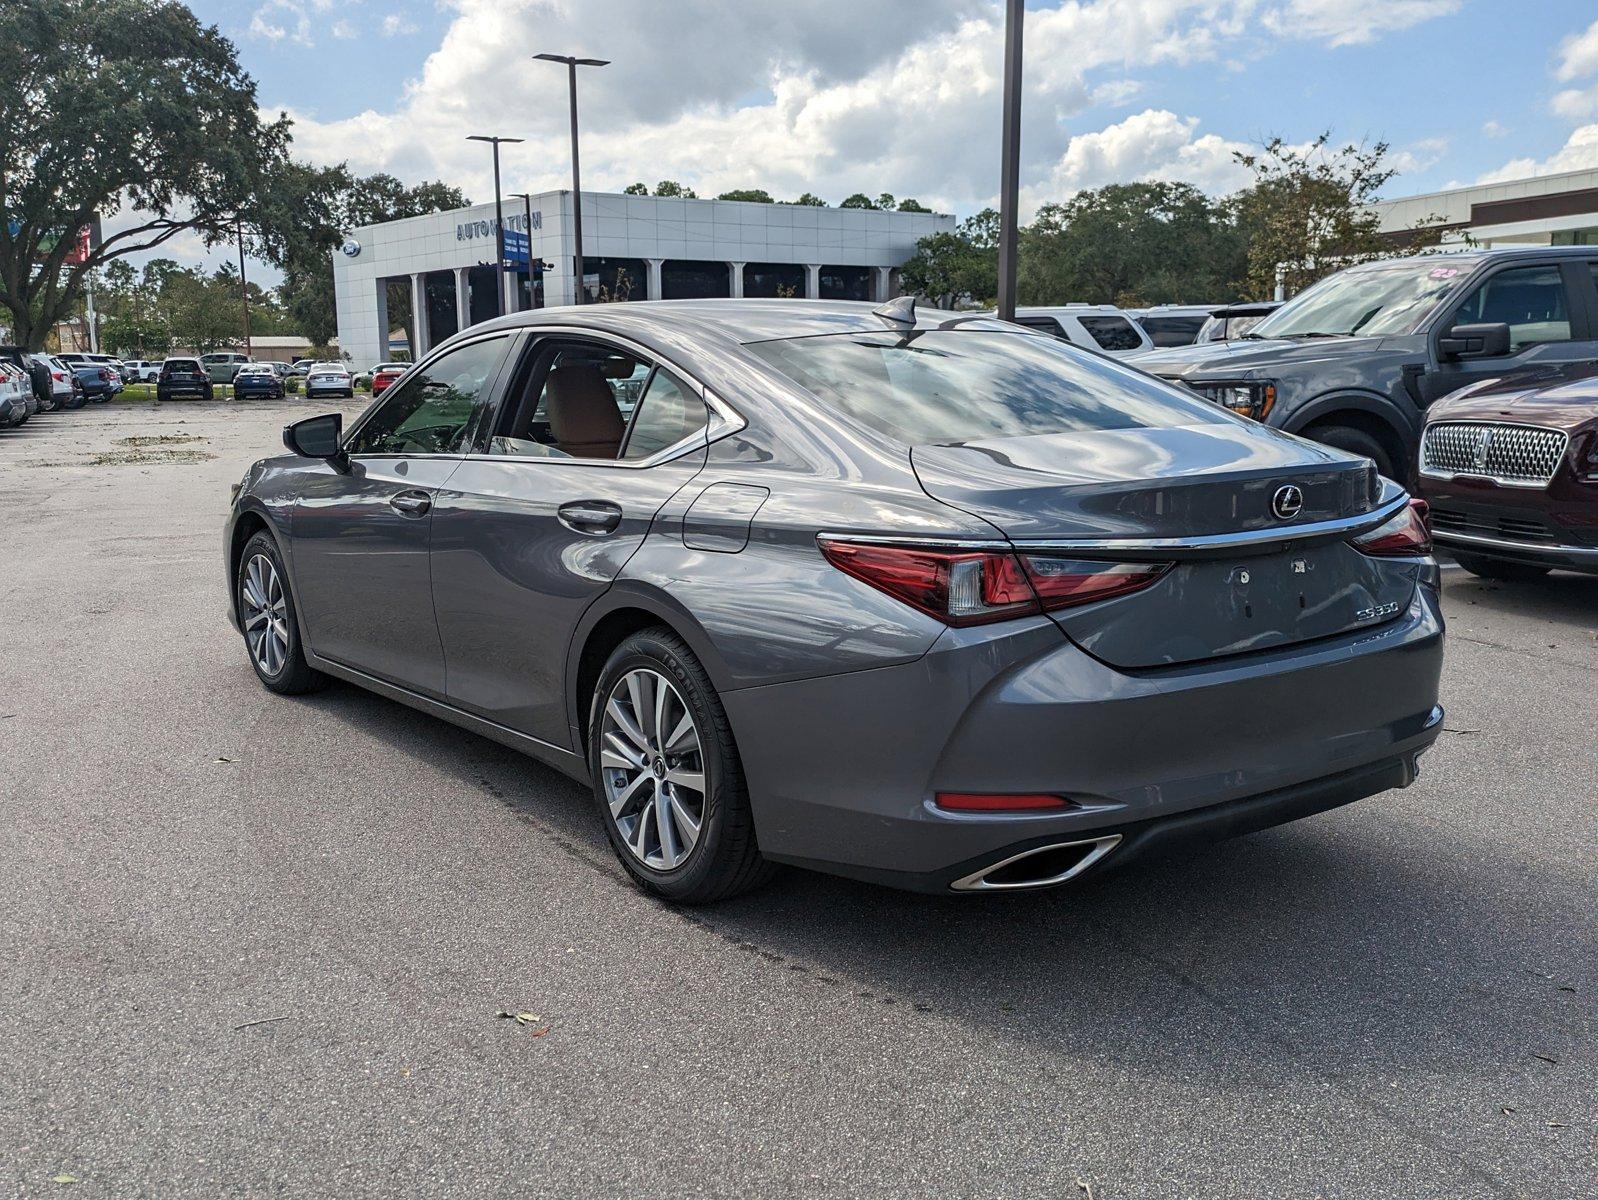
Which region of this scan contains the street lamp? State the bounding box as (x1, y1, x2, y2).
(466, 134, 525, 316)
(995, 0, 1024, 321)
(534, 53, 608, 304)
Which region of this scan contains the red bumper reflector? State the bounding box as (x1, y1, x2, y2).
(934, 792, 1071, 812)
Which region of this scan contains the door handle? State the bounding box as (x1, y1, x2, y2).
(558, 500, 623, 536)
(389, 489, 432, 517)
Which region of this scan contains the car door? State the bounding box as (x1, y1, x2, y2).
(429, 332, 714, 749)
(1425, 259, 1598, 400)
(288, 332, 514, 696)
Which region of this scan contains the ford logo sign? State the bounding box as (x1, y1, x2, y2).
(340, 237, 362, 258)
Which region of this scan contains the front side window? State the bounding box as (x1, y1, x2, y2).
(1253, 259, 1471, 339)
(347, 336, 508, 456)
(1450, 265, 1572, 349)
(748, 330, 1227, 446)
(1077, 316, 1143, 351)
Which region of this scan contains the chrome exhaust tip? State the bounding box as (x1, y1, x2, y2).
(950, 834, 1121, 893)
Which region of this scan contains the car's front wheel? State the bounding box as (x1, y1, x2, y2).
(1452, 552, 1551, 582)
(589, 629, 774, 903)
(236, 531, 328, 695)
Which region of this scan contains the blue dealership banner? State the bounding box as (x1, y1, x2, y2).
(502, 229, 530, 266)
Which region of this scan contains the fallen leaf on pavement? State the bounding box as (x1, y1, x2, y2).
(1533, 1053, 1559, 1065)
(51, 1175, 77, 1185)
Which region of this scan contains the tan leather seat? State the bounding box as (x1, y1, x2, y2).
(545, 364, 625, 458)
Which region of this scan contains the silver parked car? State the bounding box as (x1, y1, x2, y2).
(225, 299, 1445, 902)
(304, 361, 354, 398)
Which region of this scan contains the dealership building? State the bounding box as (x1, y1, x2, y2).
(331, 191, 953, 369)
(1375, 166, 1598, 249)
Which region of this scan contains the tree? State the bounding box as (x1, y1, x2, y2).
(1017, 182, 1245, 307)
(716, 189, 774, 204)
(896, 198, 931, 213)
(838, 193, 878, 209)
(899, 210, 999, 308)
(653, 180, 698, 198)
(786, 193, 828, 207)
(623, 182, 649, 196)
(0, 0, 291, 348)
(875, 193, 897, 212)
(270, 166, 468, 346)
(1229, 133, 1397, 298)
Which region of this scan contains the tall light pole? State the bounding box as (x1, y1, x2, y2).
(466, 134, 524, 316)
(995, 0, 1024, 321)
(236, 219, 253, 358)
(534, 53, 608, 304)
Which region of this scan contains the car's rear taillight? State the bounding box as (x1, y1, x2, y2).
(1351, 501, 1432, 557)
(817, 539, 1170, 626)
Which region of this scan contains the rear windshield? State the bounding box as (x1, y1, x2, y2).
(747, 330, 1227, 446)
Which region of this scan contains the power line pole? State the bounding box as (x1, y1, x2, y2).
(236, 220, 253, 358)
(995, 0, 1024, 321)
(467, 134, 525, 317)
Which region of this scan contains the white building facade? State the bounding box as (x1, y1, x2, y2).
(332, 190, 953, 370)
(1374, 168, 1598, 249)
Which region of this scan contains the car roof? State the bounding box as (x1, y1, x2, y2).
(1355, 245, 1598, 270)
(462, 299, 1023, 349)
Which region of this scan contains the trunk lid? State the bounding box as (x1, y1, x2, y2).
(911, 423, 1417, 669)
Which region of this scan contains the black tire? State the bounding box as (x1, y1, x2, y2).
(1306, 423, 1397, 481)
(64, 391, 84, 410)
(236, 530, 329, 695)
(588, 628, 775, 904)
(1452, 552, 1551, 582)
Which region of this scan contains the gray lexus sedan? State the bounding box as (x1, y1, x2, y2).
(224, 298, 1445, 902)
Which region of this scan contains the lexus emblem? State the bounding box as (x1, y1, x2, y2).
(1271, 484, 1304, 520)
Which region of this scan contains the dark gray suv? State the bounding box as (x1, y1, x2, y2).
(225, 299, 1444, 902)
(1134, 246, 1598, 482)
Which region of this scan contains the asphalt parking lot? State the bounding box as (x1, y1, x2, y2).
(1, 400, 1594, 1199)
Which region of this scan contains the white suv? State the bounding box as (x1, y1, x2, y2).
(987, 305, 1155, 358)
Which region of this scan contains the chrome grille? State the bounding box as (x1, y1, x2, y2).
(1421, 422, 1567, 486)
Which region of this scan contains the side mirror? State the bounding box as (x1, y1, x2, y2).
(283, 413, 348, 470)
(1438, 322, 1511, 360)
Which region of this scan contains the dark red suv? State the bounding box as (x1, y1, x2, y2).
(1417, 363, 1598, 578)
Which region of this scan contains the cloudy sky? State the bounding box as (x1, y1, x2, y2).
(171, 0, 1598, 278)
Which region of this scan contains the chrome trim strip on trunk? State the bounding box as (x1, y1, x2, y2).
(820, 496, 1410, 558)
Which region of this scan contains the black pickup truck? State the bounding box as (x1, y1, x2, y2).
(1133, 246, 1598, 482)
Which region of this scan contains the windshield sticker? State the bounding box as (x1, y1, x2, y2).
(1427, 267, 1461, 279)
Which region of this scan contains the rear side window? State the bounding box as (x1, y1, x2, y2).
(748, 330, 1227, 446)
(1138, 314, 1210, 346)
(621, 370, 707, 460)
(1076, 316, 1143, 351)
(1452, 265, 1572, 349)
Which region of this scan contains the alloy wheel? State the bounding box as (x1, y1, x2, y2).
(241, 553, 290, 677)
(599, 669, 706, 871)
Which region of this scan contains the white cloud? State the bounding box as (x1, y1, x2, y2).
(381, 14, 417, 37)
(1477, 123, 1598, 183)
(331, 19, 356, 40)
(265, 0, 1462, 229)
(1555, 19, 1598, 81)
(1027, 108, 1252, 207)
(1480, 119, 1507, 138)
(1553, 84, 1598, 122)
(1389, 136, 1449, 174)
(1260, 0, 1460, 48)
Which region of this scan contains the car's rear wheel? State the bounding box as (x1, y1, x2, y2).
(237, 531, 328, 695)
(589, 629, 774, 903)
(1452, 552, 1551, 582)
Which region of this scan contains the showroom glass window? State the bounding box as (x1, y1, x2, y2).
(347, 337, 508, 456)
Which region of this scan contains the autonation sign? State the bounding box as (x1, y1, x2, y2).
(457, 211, 541, 241)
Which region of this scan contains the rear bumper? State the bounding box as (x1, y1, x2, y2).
(725, 586, 1445, 892)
